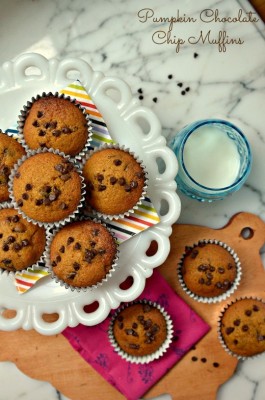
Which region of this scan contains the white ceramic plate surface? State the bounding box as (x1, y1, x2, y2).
(0, 53, 181, 335)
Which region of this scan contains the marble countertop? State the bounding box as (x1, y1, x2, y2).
(0, 0, 264, 399)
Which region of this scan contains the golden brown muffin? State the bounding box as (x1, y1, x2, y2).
(0, 132, 26, 202)
(22, 95, 89, 156)
(112, 302, 168, 357)
(50, 220, 117, 288)
(220, 298, 265, 357)
(83, 148, 146, 216)
(0, 208, 46, 271)
(12, 152, 82, 223)
(181, 242, 238, 298)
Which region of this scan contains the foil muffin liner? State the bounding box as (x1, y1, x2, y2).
(44, 216, 119, 292)
(81, 143, 148, 221)
(0, 201, 48, 277)
(17, 91, 92, 159)
(8, 147, 86, 229)
(177, 239, 242, 303)
(217, 296, 265, 360)
(108, 299, 174, 364)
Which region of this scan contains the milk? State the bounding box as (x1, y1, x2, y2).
(183, 124, 240, 189)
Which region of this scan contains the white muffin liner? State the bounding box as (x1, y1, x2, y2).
(17, 91, 92, 159)
(8, 148, 86, 229)
(217, 296, 265, 360)
(0, 201, 48, 276)
(177, 239, 242, 303)
(108, 299, 174, 364)
(44, 216, 119, 292)
(81, 143, 148, 220)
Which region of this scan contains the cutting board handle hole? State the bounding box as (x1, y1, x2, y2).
(83, 301, 99, 313)
(0, 308, 17, 319)
(240, 227, 254, 240)
(42, 313, 59, 323)
(119, 276, 134, 290)
(146, 240, 158, 257)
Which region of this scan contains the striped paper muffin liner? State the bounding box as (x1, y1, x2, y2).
(217, 296, 265, 360)
(81, 143, 148, 221)
(8, 148, 86, 229)
(177, 239, 242, 304)
(44, 216, 119, 292)
(108, 299, 174, 364)
(0, 201, 48, 278)
(17, 92, 92, 159)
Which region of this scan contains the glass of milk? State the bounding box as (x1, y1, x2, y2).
(169, 119, 252, 202)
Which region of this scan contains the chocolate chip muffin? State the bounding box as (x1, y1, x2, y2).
(12, 152, 82, 224)
(0, 207, 46, 271)
(82, 147, 146, 216)
(219, 298, 265, 357)
(0, 132, 26, 202)
(50, 220, 117, 288)
(179, 241, 240, 300)
(21, 94, 90, 156)
(110, 302, 170, 359)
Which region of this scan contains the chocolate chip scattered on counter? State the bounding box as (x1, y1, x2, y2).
(139, 95, 144, 100)
(137, 88, 143, 94)
(181, 90, 186, 95)
(177, 82, 183, 87)
(185, 87, 190, 92)
(168, 74, 173, 79)
(194, 52, 199, 58)
(153, 97, 158, 103)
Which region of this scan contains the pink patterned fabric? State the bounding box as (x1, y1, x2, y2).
(63, 270, 210, 400)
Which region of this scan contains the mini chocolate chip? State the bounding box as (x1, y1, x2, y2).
(191, 249, 199, 259)
(32, 120, 39, 127)
(25, 184, 32, 191)
(233, 339, 238, 345)
(74, 242, 81, 250)
(90, 241, 96, 248)
(245, 310, 252, 316)
(129, 344, 140, 349)
(137, 315, 144, 322)
(67, 237, 74, 245)
(15, 172, 20, 178)
(114, 159, 122, 166)
(37, 111, 43, 118)
(56, 255, 61, 263)
(13, 243, 21, 251)
(98, 184, 106, 191)
(35, 199, 43, 206)
(118, 177, 126, 186)
(0, 234, 2, 238)
(2, 259, 11, 264)
(110, 177, 117, 185)
(194, 52, 199, 58)
(201, 358, 207, 363)
(59, 246, 65, 253)
(118, 322, 124, 329)
(153, 97, 157, 103)
(213, 362, 219, 367)
(7, 236, 15, 244)
(12, 215, 19, 223)
(205, 280, 211, 286)
(52, 130, 61, 137)
(73, 262, 80, 271)
(17, 199, 23, 207)
(242, 325, 249, 332)
(132, 322, 138, 329)
(177, 82, 183, 87)
(191, 356, 198, 361)
(43, 185, 52, 193)
(117, 315, 123, 322)
(138, 88, 143, 93)
(143, 304, 151, 313)
(39, 142, 46, 148)
(143, 319, 152, 330)
(130, 181, 138, 189)
(227, 263, 234, 270)
(199, 278, 205, 284)
(233, 319, 241, 326)
(38, 130, 46, 137)
(67, 272, 76, 280)
(124, 184, 131, 192)
(206, 272, 213, 280)
(181, 90, 186, 95)
(21, 239, 29, 247)
(43, 198, 51, 206)
(96, 174, 104, 182)
(218, 267, 225, 274)
(215, 282, 223, 289)
(185, 87, 190, 92)
(209, 266, 215, 272)
(2, 244, 9, 251)
(49, 121, 57, 129)
(62, 127, 72, 134)
(198, 264, 208, 272)
(253, 305, 260, 312)
(60, 173, 71, 182)
(22, 193, 29, 200)
(51, 261, 57, 267)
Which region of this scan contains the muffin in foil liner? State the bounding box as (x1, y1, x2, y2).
(17, 91, 92, 159)
(108, 299, 174, 364)
(81, 143, 148, 221)
(177, 239, 242, 303)
(8, 148, 86, 229)
(44, 216, 119, 292)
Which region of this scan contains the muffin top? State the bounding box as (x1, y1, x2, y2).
(112, 302, 168, 357)
(181, 242, 238, 298)
(50, 220, 117, 287)
(220, 298, 265, 357)
(12, 152, 82, 223)
(83, 148, 146, 216)
(22, 95, 89, 156)
(0, 208, 46, 271)
(0, 133, 26, 202)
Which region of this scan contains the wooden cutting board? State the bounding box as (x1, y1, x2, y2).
(0, 212, 264, 400)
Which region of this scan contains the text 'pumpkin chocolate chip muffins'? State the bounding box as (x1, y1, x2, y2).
(108, 300, 174, 364)
(0, 131, 26, 202)
(178, 239, 242, 303)
(18, 92, 92, 157)
(218, 297, 265, 359)
(0, 203, 46, 273)
(46, 219, 119, 291)
(82, 144, 147, 219)
(9, 149, 85, 227)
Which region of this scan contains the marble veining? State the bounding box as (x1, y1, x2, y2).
(0, 0, 264, 398)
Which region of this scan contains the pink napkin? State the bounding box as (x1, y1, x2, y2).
(63, 270, 210, 400)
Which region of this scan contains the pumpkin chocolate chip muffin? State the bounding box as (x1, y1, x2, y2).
(219, 298, 265, 357)
(49, 220, 118, 288)
(0, 207, 46, 271)
(82, 147, 146, 217)
(12, 152, 82, 224)
(109, 301, 173, 363)
(0, 132, 26, 202)
(178, 240, 241, 301)
(21, 94, 90, 156)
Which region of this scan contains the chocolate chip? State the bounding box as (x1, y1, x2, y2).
(96, 174, 104, 182)
(198, 264, 208, 272)
(118, 322, 124, 329)
(2, 259, 11, 264)
(84, 249, 96, 263)
(209, 266, 215, 272)
(21, 239, 29, 247)
(7, 236, 15, 244)
(62, 127, 72, 134)
(43, 198, 51, 206)
(132, 322, 138, 329)
(168, 74, 173, 79)
(130, 181, 138, 189)
(110, 177, 117, 185)
(39, 142, 46, 148)
(185, 87, 190, 92)
(233, 339, 238, 345)
(38, 130, 46, 136)
(191, 356, 198, 361)
(32, 120, 39, 127)
(90, 241, 96, 248)
(12, 215, 19, 223)
(143, 304, 151, 313)
(124, 184, 131, 192)
(59, 246, 65, 253)
(98, 184, 106, 191)
(129, 344, 140, 349)
(15, 172, 20, 178)
(35, 199, 43, 206)
(56, 255, 61, 263)
(137, 315, 144, 322)
(199, 278, 205, 284)
(114, 159, 122, 166)
(201, 358, 207, 363)
(43, 185, 52, 193)
(67, 237, 74, 245)
(52, 130, 61, 137)
(233, 319, 241, 326)
(177, 83, 183, 88)
(0, 234, 2, 238)
(139, 95, 144, 100)
(60, 174, 71, 182)
(253, 305, 260, 312)
(194, 52, 199, 58)
(2, 244, 9, 251)
(13, 243, 21, 251)
(118, 177, 126, 186)
(92, 229, 99, 237)
(22, 193, 29, 200)
(143, 319, 152, 330)
(138, 88, 143, 94)
(242, 325, 249, 332)
(218, 267, 225, 274)
(206, 272, 213, 280)
(25, 184, 32, 191)
(37, 111, 43, 118)
(51, 261, 57, 267)
(49, 121, 57, 129)
(181, 90, 186, 96)
(191, 249, 199, 259)
(227, 263, 234, 270)
(17, 199, 23, 207)
(213, 362, 219, 367)
(215, 282, 223, 289)
(245, 310, 252, 316)
(223, 279, 230, 286)
(117, 315, 123, 322)
(73, 262, 80, 271)
(205, 280, 211, 286)
(74, 242, 81, 250)
(67, 272, 76, 280)
(153, 97, 158, 103)
(136, 172, 144, 179)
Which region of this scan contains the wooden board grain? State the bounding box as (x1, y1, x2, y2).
(0, 212, 265, 400)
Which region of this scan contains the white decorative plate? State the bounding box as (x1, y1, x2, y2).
(0, 53, 181, 335)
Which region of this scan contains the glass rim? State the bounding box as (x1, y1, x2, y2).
(180, 119, 252, 193)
